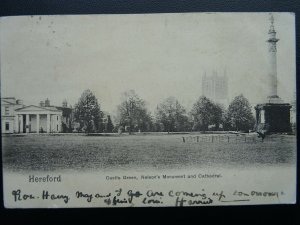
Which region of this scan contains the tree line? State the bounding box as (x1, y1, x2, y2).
(73, 89, 255, 133)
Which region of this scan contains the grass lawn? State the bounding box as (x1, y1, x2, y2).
(2, 133, 296, 172)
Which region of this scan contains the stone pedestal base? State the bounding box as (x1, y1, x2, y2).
(266, 95, 284, 104)
(255, 102, 292, 133)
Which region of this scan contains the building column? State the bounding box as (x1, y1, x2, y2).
(20, 115, 24, 133)
(15, 115, 19, 133)
(25, 114, 30, 133)
(36, 114, 40, 133)
(260, 110, 265, 123)
(57, 114, 62, 132)
(47, 114, 51, 133)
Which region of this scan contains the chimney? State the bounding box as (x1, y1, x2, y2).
(62, 100, 68, 108)
(45, 98, 50, 107)
(16, 99, 23, 105)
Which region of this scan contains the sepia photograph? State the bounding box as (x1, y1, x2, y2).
(1, 12, 296, 207)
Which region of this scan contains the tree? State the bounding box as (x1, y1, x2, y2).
(190, 96, 216, 131)
(153, 121, 164, 132)
(106, 115, 114, 133)
(211, 103, 224, 130)
(74, 89, 102, 133)
(116, 90, 152, 134)
(155, 97, 190, 133)
(225, 94, 255, 132)
(97, 111, 105, 133)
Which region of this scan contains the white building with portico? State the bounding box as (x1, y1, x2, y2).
(1, 97, 24, 133)
(14, 105, 62, 133)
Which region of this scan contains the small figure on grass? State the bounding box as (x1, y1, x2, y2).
(256, 123, 269, 142)
(257, 131, 266, 142)
(118, 126, 124, 135)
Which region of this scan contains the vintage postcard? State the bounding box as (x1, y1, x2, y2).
(1, 13, 296, 208)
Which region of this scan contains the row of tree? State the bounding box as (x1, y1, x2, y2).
(73, 89, 255, 133)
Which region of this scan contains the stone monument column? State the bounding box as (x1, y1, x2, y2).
(267, 14, 278, 97)
(255, 13, 291, 133)
(266, 14, 282, 103)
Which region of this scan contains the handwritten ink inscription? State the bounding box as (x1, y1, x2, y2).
(12, 189, 70, 204)
(11, 188, 283, 206)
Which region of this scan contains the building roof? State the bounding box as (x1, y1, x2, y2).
(15, 105, 62, 113)
(1, 99, 15, 105)
(1, 97, 24, 105)
(55, 106, 73, 117)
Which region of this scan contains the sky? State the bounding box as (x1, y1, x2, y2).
(0, 13, 296, 116)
